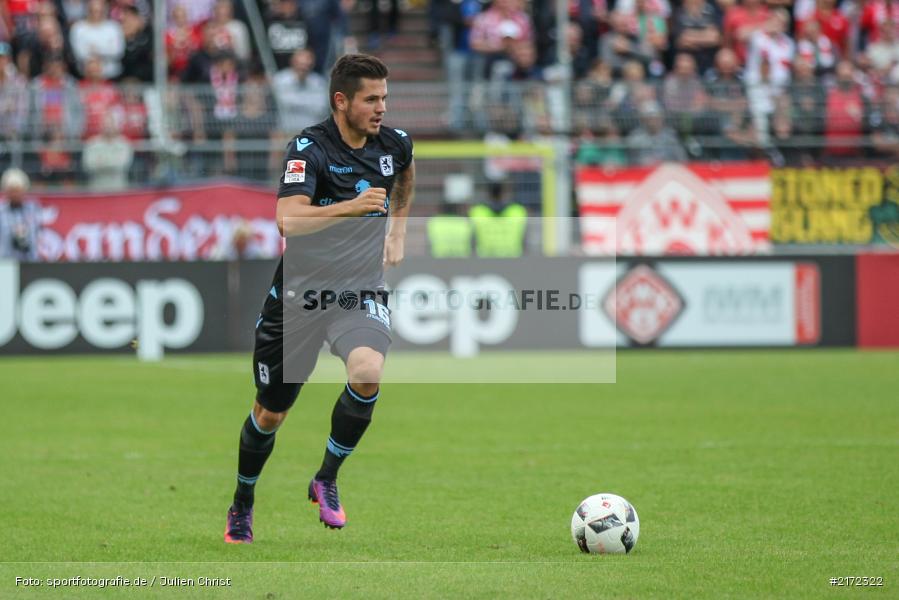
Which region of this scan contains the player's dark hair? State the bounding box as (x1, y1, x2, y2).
(329, 54, 389, 111)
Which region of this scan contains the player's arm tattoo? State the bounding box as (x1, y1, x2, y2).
(392, 159, 415, 212)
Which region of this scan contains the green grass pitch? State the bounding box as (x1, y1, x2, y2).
(1, 350, 897, 599)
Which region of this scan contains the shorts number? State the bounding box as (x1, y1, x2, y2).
(363, 299, 391, 327)
(258, 362, 270, 385)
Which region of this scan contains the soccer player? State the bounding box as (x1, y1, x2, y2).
(225, 54, 415, 542)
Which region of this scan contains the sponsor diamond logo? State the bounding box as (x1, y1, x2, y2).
(603, 265, 684, 344)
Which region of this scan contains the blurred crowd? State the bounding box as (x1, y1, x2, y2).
(0, 0, 347, 187)
(436, 0, 899, 164)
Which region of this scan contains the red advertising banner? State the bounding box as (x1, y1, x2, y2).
(35, 183, 282, 261)
(856, 254, 899, 348)
(576, 162, 771, 255)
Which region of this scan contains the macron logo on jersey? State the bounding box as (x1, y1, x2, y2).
(296, 137, 314, 152)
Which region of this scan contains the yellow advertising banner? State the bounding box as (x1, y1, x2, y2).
(771, 166, 899, 245)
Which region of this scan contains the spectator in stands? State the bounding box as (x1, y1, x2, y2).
(574, 115, 628, 166)
(298, 0, 345, 74)
(788, 56, 826, 158)
(768, 94, 799, 165)
(178, 23, 230, 157)
(167, 0, 217, 28)
(492, 37, 543, 82)
(663, 53, 710, 135)
(615, 0, 670, 20)
(792, 0, 815, 24)
(706, 47, 755, 158)
(443, 0, 483, 130)
(632, 0, 668, 77)
(11, 6, 51, 79)
(368, 0, 399, 48)
(866, 21, 899, 83)
(208, 51, 241, 173)
(627, 101, 687, 164)
(723, 0, 769, 64)
(165, 3, 201, 79)
(608, 59, 658, 134)
(109, 0, 150, 21)
(210, 0, 250, 63)
(273, 47, 328, 135)
(264, 0, 309, 70)
(704, 45, 742, 88)
(871, 87, 899, 157)
(120, 77, 150, 179)
(118, 5, 152, 82)
(745, 9, 794, 89)
(0, 168, 41, 261)
(600, 11, 655, 76)
(58, 0, 87, 27)
(182, 23, 224, 85)
(825, 59, 867, 156)
(14, 9, 71, 78)
(746, 55, 780, 145)
(39, 128, 76, 185)
(567, 0, 608, 58)
(82, 112, 133, 191)
(70, 0, 125, 79)
(79, 56, 122, 139)
(559, 20, 593, 80)
(673, 0, 722, 76)
(119, 79, 147, 140)
(232, 80, 274, 179)
(0, 41, 28, 142)
(2, 0, 39, 46)
(796, 18, 837, 76)
(799, 0, 850, 56)
(469, 0, 534, 78)
(30, 52, 83, 140)
(488, 38, 546, 134)
(575, 58, 614, 118)
(860, 0, 899, 48)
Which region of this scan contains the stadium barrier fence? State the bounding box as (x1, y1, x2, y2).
(0, 254, 872, 360)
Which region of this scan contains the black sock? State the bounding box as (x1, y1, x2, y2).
(233, 412, 277, 508)
(315, 383, 378, 481)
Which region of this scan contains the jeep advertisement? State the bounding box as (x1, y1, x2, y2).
(0, 257, 855, 356)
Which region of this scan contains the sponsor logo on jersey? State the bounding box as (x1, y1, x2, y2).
(329, 164, 353, 174)
(394, 128, 408, 137)
(295, 137, 314, 152)
(379, 155, 394, 176)
(284, 160, 306, 183)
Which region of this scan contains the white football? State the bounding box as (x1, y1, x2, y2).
(570, 493, 639, 554)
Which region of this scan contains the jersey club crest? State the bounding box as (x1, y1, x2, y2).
(379, 155, 394, 176)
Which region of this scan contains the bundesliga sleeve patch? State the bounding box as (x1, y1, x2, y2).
(284, 160, 306, 183)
